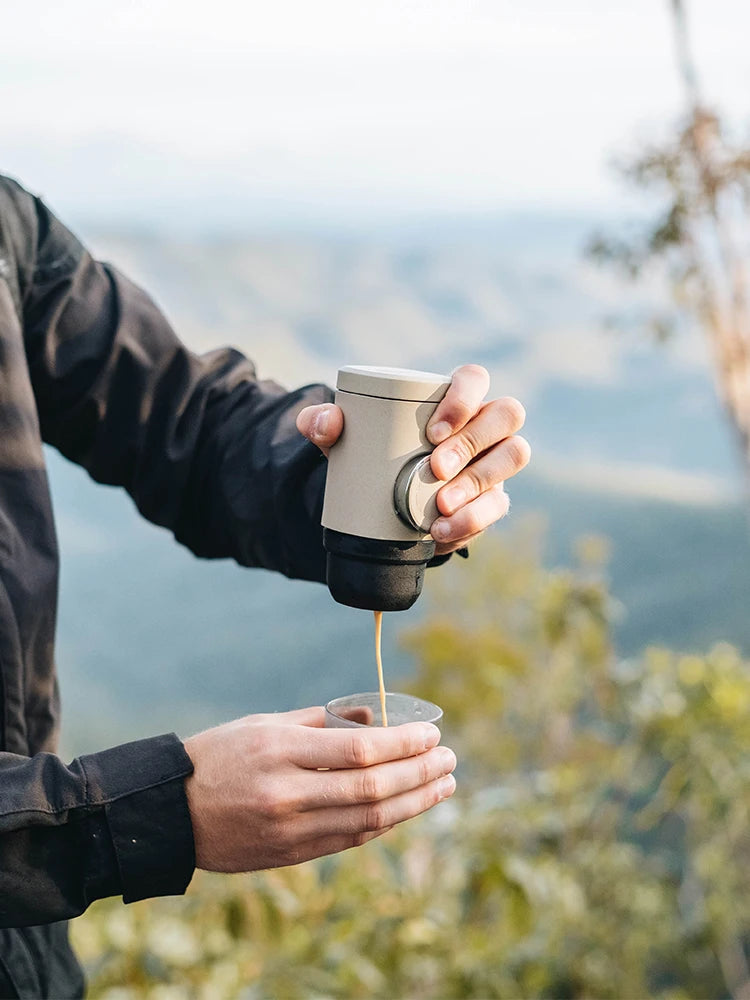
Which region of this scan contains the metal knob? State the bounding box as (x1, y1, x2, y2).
(393, 454, 441, 532)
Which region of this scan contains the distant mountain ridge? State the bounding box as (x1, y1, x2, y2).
(48, 220, 750, 756)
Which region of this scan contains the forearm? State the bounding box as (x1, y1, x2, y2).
(9, 179, 331, 582)
(29, 250, 332, 581)
(0, 735, 194, 927)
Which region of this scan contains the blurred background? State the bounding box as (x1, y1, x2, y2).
(5, 0, 750, 996)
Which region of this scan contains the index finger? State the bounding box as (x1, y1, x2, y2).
(272, 706, 327, 728)
(427, 365, 490, 445)
(291, 722, 441, 770)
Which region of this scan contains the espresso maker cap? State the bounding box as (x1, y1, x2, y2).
(336, 366, 451, 403)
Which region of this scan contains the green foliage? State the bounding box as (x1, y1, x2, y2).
(72, 530, 750, 998)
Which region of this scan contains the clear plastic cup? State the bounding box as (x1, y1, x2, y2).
(324, 692, 443, 729)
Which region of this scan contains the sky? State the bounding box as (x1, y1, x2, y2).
(1, 0, 749, 228)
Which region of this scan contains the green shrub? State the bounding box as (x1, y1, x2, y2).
(72, 529, 750, 998)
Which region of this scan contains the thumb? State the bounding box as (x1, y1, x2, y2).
(296, 403, 344, 458)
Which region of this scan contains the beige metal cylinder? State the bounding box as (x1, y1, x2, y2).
(321, 366, 451, 542)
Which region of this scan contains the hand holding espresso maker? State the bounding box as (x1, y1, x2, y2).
(322, 365, 451, 612)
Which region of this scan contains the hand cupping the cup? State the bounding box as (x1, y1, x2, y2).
(184, 709, 456, 873)
(296, 363, 530, 556)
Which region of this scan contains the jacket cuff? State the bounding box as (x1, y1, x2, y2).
(79, 734, 196, 904)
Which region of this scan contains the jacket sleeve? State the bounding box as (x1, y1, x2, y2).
(13, 181, 332, 584)
(0, 177, 331, 925)
(0, 735, 195, 927)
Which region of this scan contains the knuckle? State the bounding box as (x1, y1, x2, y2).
(345, 733, 374, 768)
(464, 462, 490, 495)
(244, 732, 280, 770)
(247, 723, 280, 754)
(429, 781, 445, 808)
(418, 753, 432, 785)
(447, 398, 476, 429)
(460, 424, 485, 459)
(247, 712, 273, 725)
(446, 435, 474, 468)
(359, 769, 385, 802)
(363, 801, 388, 833)
(255, 786, 286, 821)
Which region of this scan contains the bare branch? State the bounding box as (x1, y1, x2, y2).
(589, 0, 750, 481)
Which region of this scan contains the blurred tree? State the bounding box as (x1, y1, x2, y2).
(405, 531, 750, 999)
(588, 0, 750, 472)
(71, 532, 750, 999)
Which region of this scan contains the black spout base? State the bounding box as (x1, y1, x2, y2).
(323, 529, 436, 612)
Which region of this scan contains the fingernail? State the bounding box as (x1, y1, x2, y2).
(428, 421, 451, 445)
(440, 450, 462, 480)
(438, 747, 456, 770)
(438, 775, 456, 798)
(441, 486, 466, 513)
(432, 520, 451, 541)
(312, 408, 329, 440)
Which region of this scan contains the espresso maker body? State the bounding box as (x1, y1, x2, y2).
(322, 365, 451, 612)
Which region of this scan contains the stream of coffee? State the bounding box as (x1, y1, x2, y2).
(373, 611, 388, 726)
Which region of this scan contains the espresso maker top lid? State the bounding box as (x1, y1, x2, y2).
(336, 365, 451, 403)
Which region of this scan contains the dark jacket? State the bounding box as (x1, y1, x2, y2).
(0, 175, 332, 998)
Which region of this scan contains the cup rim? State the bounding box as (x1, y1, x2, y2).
(324, 691, 443, 727)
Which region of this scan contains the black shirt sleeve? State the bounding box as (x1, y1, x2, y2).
(0, 176, 334, 925)
(18, 187, 333, 584)
(0, 734, 194, 927)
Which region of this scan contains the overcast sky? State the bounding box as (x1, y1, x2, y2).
(1, 0, 748, 228)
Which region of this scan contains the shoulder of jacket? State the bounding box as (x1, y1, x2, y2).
(0, 173, 36, 213)
(0, 175, 40, 314)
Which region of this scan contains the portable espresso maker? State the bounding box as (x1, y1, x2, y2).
(322, 365, 451, 612)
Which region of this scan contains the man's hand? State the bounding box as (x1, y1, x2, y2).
(183, 708, 456, 873)
(296, 364, 530, 555)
